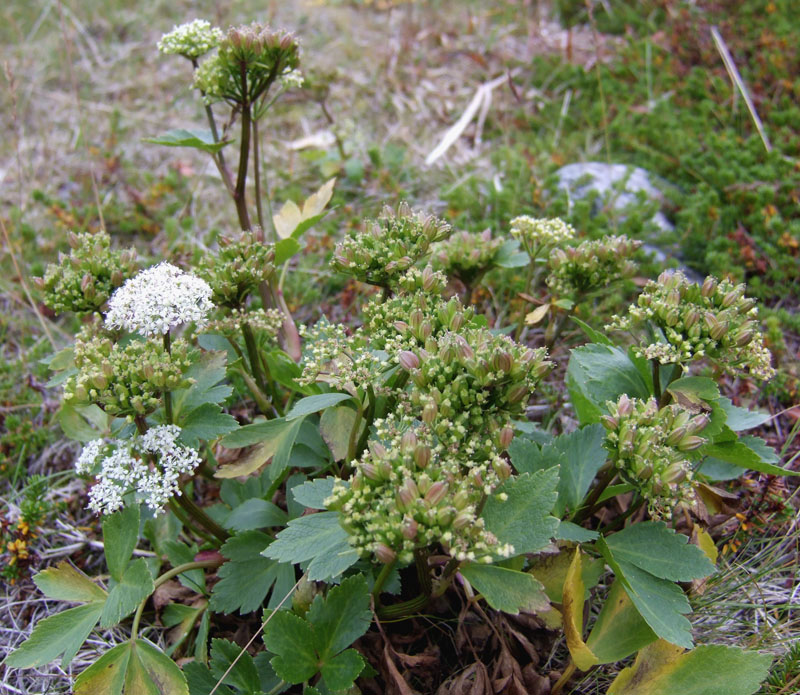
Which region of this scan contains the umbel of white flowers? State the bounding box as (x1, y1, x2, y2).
(76, 425, 201, 515)
(105, 262, 214, 337)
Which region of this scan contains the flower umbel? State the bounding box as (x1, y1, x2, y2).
(157, 19, 224, 59)
(76, 425, 201, 515)
(105, 262, 214, 337)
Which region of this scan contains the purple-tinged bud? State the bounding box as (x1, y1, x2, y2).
(687, 414, 710, 435)
(411, 369, 427, 389)
(414, 445, 431, 469)
(396, 487, 415, 511)
(421, 265, 436, 291)
(617, 394, 633, 416)
(499, 427, 514, 449)
(449, 312, 465, 331)
(637, 464, 654, 480)
(666, 425, 688, 447)
(493, 351, 513, 373)
(710, 321, 729, 342)
(662, 462, 687, 484)
(419, 321, 433, 340)
(110, 269, 124, 286)
(398, 351, 420, 371)
(701, 276, 717, 297)
(424, 481, 449, 507)
(279, 33, 295, 50)
(393, 321, 409, 335)
(375, 543, 397, 564)
(409, 310, 424, 333)
(452, 510, 473, 530)
(361, 463, 379, 481)
(601, 415, 618, 431)
(369, 441, 387, 458)
(722, 289, 740, 308)
(678, 435, 705, 451)
(736, 330, 754, 347)
(67, 232, 80, 249)
(507, 384, 529, 404)
(492, 458, 512, 480)
(402, 518, 418, 540)
(455, 337, 474, 361)
(401, 431, 418, 451)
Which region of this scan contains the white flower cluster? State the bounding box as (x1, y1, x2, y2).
(158, 19, 223, 58)
(279, 68, 304, 90)
(105, 262, 214, 337)
(510, 215, 575, 257)
(76, 425, 201, 515)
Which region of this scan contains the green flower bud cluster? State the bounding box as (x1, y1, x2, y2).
(362, 287, 476, 358)
(298, 321, 383, 393)
(330, 203, 452, 287)
(157, 19, 223, 59)
(64, 333, 193, 419)
(608, 271, 775, 380)
(203, 307, 283, 342)
(198, 231, 275, 308)
(546, 234, 640, 298)
(193, 23, 300, 105)
(34, 231, 137, 315)
(400, 328, 551, 447)
(394, 265, 449, 295)
(510, 216, 575, 259)
(431, 229, 503, 286)
(326, 418, 514, 565)
(602, 394, 707, 518)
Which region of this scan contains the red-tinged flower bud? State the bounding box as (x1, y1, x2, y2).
(413, 445, 431, 469)
(678, 435, 705, 451)
(507, 384, 529, 404)
(424, 481, 448, 507)
(493, 351, 513, 373)
(401, 431, 418, 451)
(377, 460, 393, 480)
(456, 337, 474, 361)
(394, 321, 409, 334)
(279, 33, 295, 50)
(402, 518, 418, 540)
(710, 321, 728, 341)
(722, 289, 740, 308)
(421, 265, 435, 291)
(369, 441, 387, 458)
(617, 394, 633, 416)
(701, 276, 717, 297)
(375, 543, 397, 564)
(736, 330, 754, 347)
(493, 458, 512, 480)
(419, 321, 433, 340)
(499, 427, 514, 449)
(396, 488, 414, 511)
(67, 231, 80, 249)
(409, 310, 424, 332)
(452, 510, 473, 530)
(687, 414, 710, 435)
(666, 425, 688, 447)
(662, 462, 687, 484)
(449, 312, 465, 331)
(110, 269, 124, 286)
(398, 351, 419, 371)
(361, 463, 379, 481)
(601, 415, 618, 431)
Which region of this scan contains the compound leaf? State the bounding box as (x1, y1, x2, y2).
(307, 575, 371, 659)
(33, 561, 107, 604)
(460, 563, 549, 615)
(100, 558, 155, 628)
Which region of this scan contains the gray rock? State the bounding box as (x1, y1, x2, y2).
(554, 162, 701, 280)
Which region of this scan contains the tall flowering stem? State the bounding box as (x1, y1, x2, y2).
(162, 332, 173, 424)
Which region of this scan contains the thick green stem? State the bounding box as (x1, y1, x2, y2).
(346, 399, 364, 465)
(572, 465, 617, 524)
(242, 321, 269, 396)
(163, 332, 173, 424)
(175, 485, 229, 544)
(130, 558, 223, 639)
(372, 559, 397, 606)
(353, 387, 376, 461)
(169, 498, 216, 545)
(652, 358, 662, 402)
(432, 556, 462, 599)
(376, 593, 430, 620)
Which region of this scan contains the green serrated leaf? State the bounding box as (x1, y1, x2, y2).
(585, 578, 657, 664)
(604, 522, 715, 582)
(321, 649, 365, 691)
(482, 468, 560, 557)
(224, 498, 288, 531)
(570, 317, 613, 345)
(103, 505, 140, 582)
(4, 602, 104, 669)
(319, 405, 358, 462)
(555, 521, 598, 542)
(285, 393, 354, 420)
(100, 558, 155, 628)
(550, 424, 607, 517)
(702, 437, 796, 476)
(33, 561, 107, 603)
(608, 640, 773, 695)
(183, 662, 235, 695)
(74, 638, 189, 695)
(263, 512, 358, 581)
(291, 477, 339, 510)
(460, 563, 550, 614)
(210, 531, 293, 615)
(144, 128, 230, 154)
(179, 403, 238, 447)
(264, 610, 319, 684)
(566, 344, 652, 425)
(718, 398, 771, 431)
(209, 638, 260, 693)
(599, 537, 694, 650)
(308, 575, 371, 659)
(172, 351, 233, 418)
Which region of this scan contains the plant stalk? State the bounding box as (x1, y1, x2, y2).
(163, 331, 173, 424)
(175, 485, 229, 544)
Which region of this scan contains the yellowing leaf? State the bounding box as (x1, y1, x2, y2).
(696, 528, 719, 565)
(562, 548, 600, 671)
(302, 177, 336, 219)
(273, 178, 336, 240)
(215, 441, 275, 478)
(607, 640, 772, 695)
(526, 303, 550, 325)
(274, 200, 303, 240)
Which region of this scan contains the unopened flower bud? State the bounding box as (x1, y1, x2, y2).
(402, 518, 418, 540)
(401, 431, 418, 451)
(499, 427, 514, 449)
(414, 445, 431, 469)
(701, 276, 717, 297)
(67, 231, 80, 249)
(507, 384, 529, 404)
(492, 458, 512, 480)
(424, 481, 448, 507)
(375, 543, 397, 564)
(678, 435, 705, 451)
(422, 402, 438, 424)
(617, 394, 633, 416)
(398, 351, 420, 371)
(666, 425, 688, 447)
(662, 462, 687, 484)
(493, 351, 513, 373)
